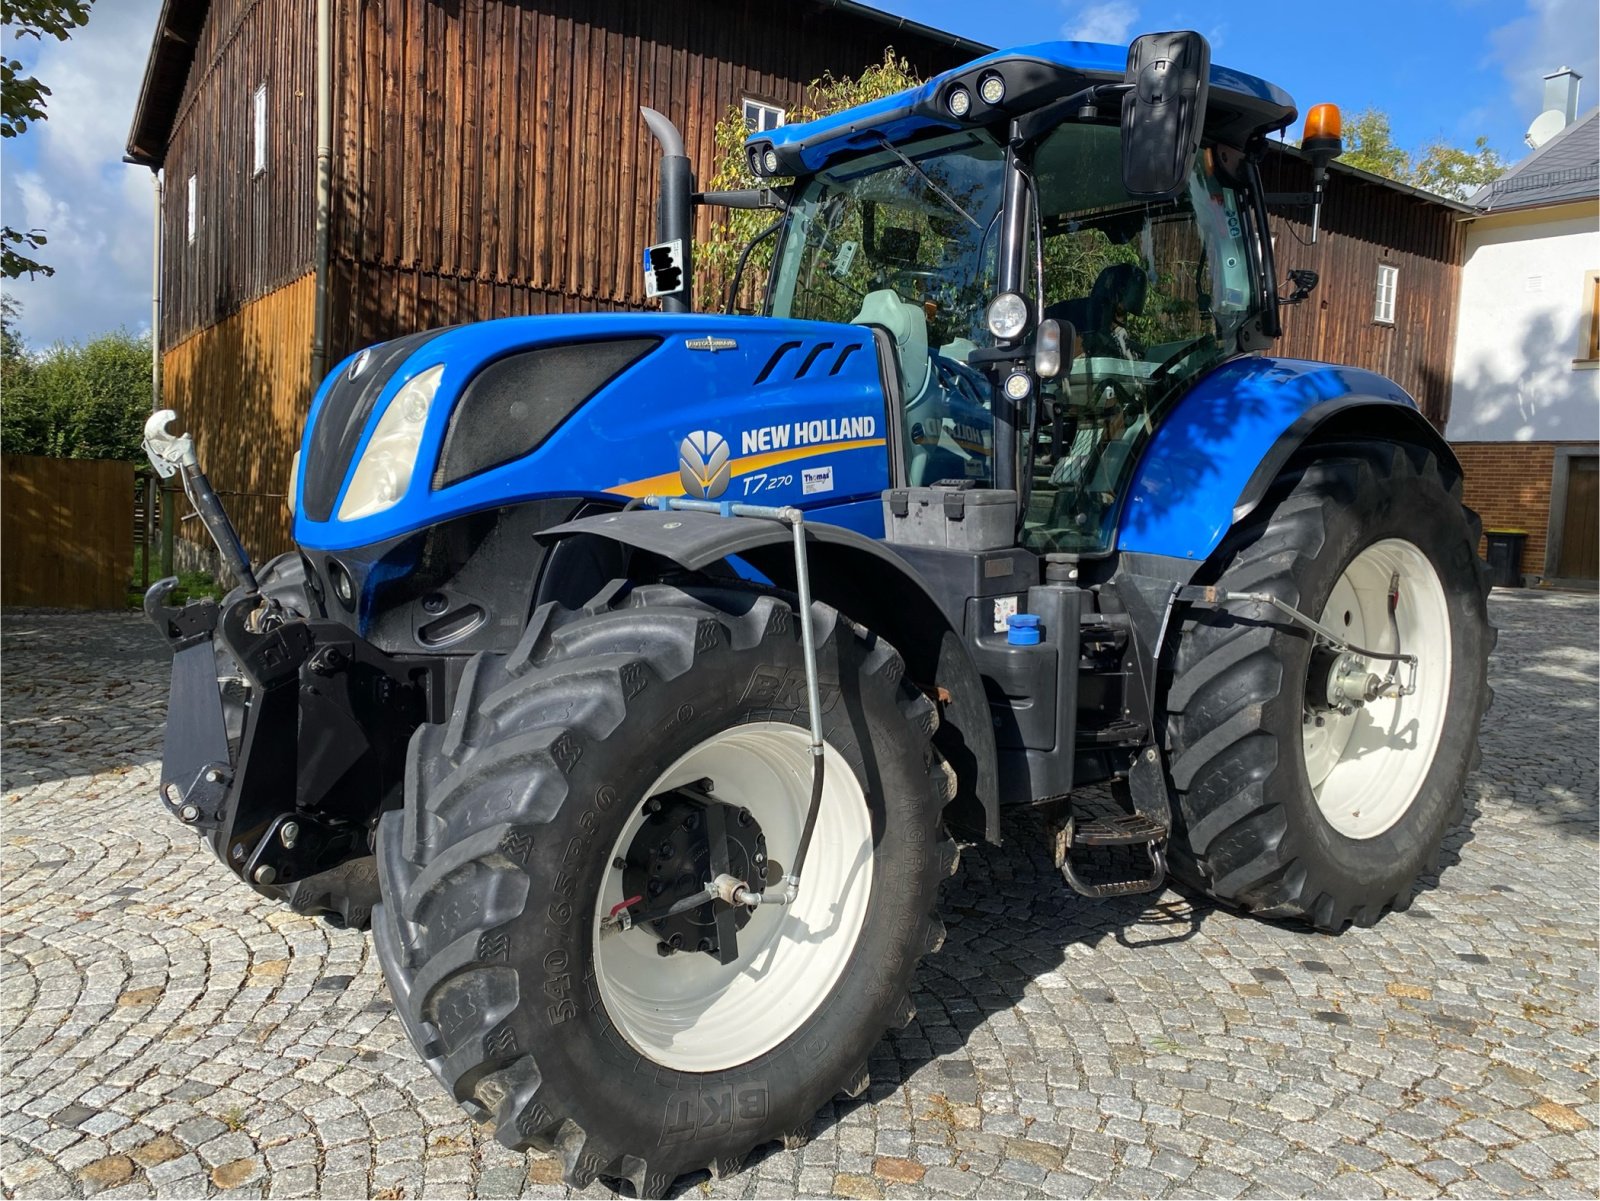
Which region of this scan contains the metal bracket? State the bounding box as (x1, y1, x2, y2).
(1174, 583, 1417, 698)
(642, 496, 824, 906)
(141, 409, 196, 480)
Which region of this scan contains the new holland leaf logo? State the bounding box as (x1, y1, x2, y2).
(684, 335, 738, 353)
(678, 430, 731, 499)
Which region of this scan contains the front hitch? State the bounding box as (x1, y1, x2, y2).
(146, 579, 442, 896)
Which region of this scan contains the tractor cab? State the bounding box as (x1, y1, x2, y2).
(741, 35, 1309, 557)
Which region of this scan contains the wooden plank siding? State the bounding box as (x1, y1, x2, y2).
(1265, 152, 1465, 429)
(161, 273, 316, 563)
(2, 456, 135, 610)
(159, 0, 318, 350)
(323, 0, 972, 362)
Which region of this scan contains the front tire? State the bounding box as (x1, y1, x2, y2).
(371, 583, 955, 1195)
(1163, 443, 1492, 930)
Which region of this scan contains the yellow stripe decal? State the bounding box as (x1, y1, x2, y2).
(605, 438, 887, 499)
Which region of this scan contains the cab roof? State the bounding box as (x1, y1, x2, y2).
(748, 40, 1297, 176)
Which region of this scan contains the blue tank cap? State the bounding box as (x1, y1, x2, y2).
(1006, 613, 1041, 646)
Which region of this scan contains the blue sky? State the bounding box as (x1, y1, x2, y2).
(1, 0, 1595, 348)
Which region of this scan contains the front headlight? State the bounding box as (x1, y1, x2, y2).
(337, 364, 444, 521)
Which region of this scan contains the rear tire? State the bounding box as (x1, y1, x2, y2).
(1163, 442, 1492, 930)
(371, 583, 956, 1195)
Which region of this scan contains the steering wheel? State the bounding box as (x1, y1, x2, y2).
(1149, 334, 1216, 385)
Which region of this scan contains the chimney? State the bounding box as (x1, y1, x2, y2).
(1543, 67, 1581, 126)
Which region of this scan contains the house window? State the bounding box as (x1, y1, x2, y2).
(186, 174, 197, 244)
(1578, 271, 1600, 365)
(252, 83, 268, 176)
(742, 98, 785, 133)
(1373, 262, 1398, 324)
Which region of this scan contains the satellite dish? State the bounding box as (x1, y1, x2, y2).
(1526, 109, 1566, 149)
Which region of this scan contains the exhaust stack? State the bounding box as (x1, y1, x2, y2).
(641, 107, 694, 313)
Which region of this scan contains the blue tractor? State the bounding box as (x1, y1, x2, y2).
(143, 31, 1491, 1196)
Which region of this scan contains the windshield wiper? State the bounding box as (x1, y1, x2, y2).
(872, 134, 980, 230)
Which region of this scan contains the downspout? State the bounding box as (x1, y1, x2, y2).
(151, 167, 174, 579)
(309, 0, 332, 386)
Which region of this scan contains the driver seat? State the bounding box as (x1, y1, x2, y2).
(852, 289, 931, 402)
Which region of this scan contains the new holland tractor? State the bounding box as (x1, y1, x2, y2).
(141, 31, 1492, 1196)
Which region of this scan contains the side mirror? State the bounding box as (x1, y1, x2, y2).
(1120, 31, 1210, 199)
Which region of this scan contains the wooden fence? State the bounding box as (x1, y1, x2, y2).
(2, 455, 135, 610)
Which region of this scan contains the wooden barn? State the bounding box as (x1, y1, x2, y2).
(1262, 149, 1470, 430)
(126, 2, 1468, 566)
(125, 0, 979, 561)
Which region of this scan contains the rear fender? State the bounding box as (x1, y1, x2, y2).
(1117, 357, 1455, 563)
(538, 509, 1001, 842)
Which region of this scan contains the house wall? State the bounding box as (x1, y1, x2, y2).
(159, 0, 318, 349)
(1447, 202, 1600, 443)
(161, 273, 317, 564)
(323, 0, 973, 359)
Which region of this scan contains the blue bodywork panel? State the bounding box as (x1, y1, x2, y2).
(756, 40, 1295, 172)
(1116, 357, 1416, 561)
(293, 313, 892, 553)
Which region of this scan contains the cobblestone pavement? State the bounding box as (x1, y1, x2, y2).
(2, 592, 1596, 1200)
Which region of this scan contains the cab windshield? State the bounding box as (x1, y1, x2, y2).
(767, 121, 1259, 528)
(769, 130, 1005, 487)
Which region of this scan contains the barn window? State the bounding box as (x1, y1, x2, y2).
(742, 98, 785, 133)
(252, 84, 268, 176)
(186, 174, 197, 244)
(1373, 263, 1398, 324)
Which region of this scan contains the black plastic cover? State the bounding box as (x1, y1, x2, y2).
(432, 338, 660, 488)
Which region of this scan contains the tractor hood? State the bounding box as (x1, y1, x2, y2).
(292, 313, 891, 553)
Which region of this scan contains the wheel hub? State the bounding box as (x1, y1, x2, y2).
(620, 783, 770, 962)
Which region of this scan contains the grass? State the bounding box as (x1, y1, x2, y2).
(127, 545, 225, 608)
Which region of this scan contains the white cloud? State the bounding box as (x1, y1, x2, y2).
(1062, 0, 1140, 44)
(2, 0, 162, 348)
(1488, 0, 1600, 124)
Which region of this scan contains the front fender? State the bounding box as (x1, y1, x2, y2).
(539, 508, 1001, 842)
(1117, 357, 1453, 562)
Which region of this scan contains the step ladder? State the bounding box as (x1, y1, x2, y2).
(1053, 752, 1171, 899)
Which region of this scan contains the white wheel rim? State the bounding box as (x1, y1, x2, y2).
(592, 723, 874, 1072)
(1302, 538, 1453, 839)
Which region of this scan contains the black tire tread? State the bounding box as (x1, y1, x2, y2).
(373, 583, 956, 1196)
(1164, 443, 1494, 931)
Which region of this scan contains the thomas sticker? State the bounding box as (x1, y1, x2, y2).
(802, 466, 834, 495)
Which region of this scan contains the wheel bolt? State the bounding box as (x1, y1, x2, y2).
(684, 812, 700, 832)
(646, 798, 662, 814)
(656, 941, 675, 957)
(737, 808, 752, 826)
(697, 938, 713, 953)
(612, 857, 626, 870)
(659, 841, 675, 858)
(647, 880, 664, 897)
(754, 852, 766, 866)
(667, 933, 683, 950)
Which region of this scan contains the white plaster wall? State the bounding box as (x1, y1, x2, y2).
(1448, 210, 1600, 442)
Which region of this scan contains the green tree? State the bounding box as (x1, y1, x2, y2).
(1, 324, 152, 460)
(698, 49, 922, 312)
(1410, 136, 1508, 202)
(1, 0, 95, 278)
(1332, 107, 1507, 202)
(1338, 108, 1412, 181)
